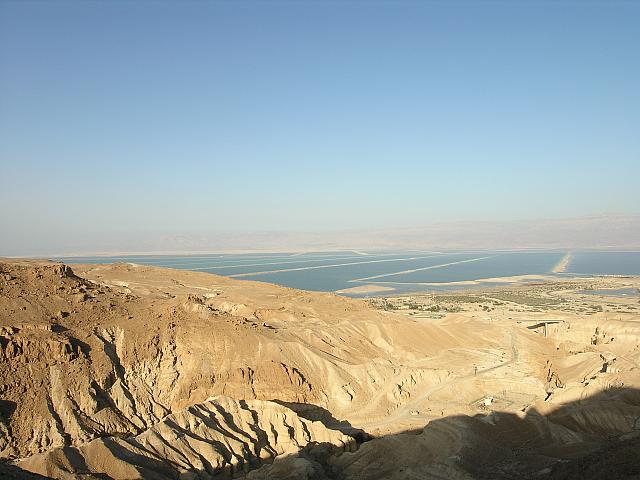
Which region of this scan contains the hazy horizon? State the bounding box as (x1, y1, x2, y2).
(1, 2, 639, 255)
(0, 214, 636, 258)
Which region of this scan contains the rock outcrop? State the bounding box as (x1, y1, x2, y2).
(0, 260, 505, 461)
(19, 396, 354, 479)
(1, 259, 640, 479)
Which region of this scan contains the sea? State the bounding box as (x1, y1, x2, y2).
(56, 250, 640, 297)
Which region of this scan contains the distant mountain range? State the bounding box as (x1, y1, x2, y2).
(6, 214, 639, 257)
(140, 214, 640, 255)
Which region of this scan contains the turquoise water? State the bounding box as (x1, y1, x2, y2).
(566, 252, 640, 276)
(374, 252, 564, 284)
(57, 250, 640, 296)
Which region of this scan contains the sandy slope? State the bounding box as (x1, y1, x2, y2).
(0, 259, 639, 479)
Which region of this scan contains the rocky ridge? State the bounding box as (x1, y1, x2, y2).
(1, 259, 639, 479)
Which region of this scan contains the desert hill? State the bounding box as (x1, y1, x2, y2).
(1, 259, 639, 478)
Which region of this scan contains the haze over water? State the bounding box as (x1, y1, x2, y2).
(59, 250, 640, 296)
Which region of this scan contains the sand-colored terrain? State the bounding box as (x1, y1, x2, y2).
(1, 259, 639, 479)
(334, 284, 396, 295)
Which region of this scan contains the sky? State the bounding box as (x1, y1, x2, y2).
(1, 1, 639, 255)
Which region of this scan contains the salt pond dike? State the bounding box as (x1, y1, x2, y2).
(1, 259, 640, 479)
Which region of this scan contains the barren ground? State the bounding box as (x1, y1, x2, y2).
(1, 259, 639, 479)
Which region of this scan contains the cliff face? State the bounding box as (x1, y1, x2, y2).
(19, 396, 355, 479)
(1, 260, 640, 480)
(0, 261, 491, 461)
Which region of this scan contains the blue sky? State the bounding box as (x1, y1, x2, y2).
(1, 1, 639, 254)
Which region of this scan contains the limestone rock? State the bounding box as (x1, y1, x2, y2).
(19, 396, 354, 479)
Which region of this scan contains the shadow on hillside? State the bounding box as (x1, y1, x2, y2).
(5, 387, 640, 480)
(0, 462, 52, 480)
(0, 399, 16, 420)
(271, 400, 372, 443)
(332, 386, 640, 480)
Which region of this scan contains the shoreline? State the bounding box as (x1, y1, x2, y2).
(552, 251, 573, 273)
